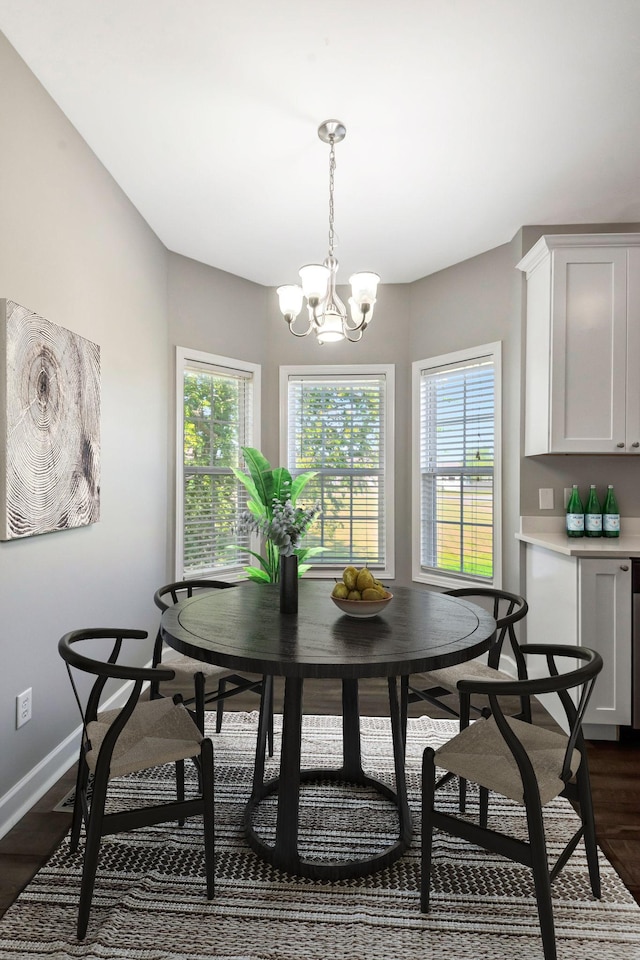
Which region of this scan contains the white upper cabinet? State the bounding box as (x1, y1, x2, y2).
(518, 235, 640, 455)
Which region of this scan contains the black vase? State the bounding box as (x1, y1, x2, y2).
(279, 554, 298, 615)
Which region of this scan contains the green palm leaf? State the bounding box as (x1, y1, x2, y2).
(241, 447, 274, 513)
(272, 466, 292, 504)
(291, 471, 318, 505)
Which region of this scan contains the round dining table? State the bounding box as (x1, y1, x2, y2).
(160, 579, 496, 880)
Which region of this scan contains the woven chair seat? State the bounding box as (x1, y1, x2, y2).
(415, 659, 514, 696)
(87, 697, 203, 779)
(157, 655, 263, 702)
(435, 715, 581, 806)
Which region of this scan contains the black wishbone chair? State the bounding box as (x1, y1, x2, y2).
(59, 628, 215, 940)
(421, 644, 603, 960)
(402, 588, 528, 809)
(151, 580, 274, 756)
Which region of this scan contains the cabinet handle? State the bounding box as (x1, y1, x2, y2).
(617, 442, 625, 448)
(620, 565, 629, 572)
(633, 442, 640, 448)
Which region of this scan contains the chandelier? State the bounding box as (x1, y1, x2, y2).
(277, 120, 380, 345)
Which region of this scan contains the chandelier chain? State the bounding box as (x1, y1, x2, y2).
(328, 137, 336, 258)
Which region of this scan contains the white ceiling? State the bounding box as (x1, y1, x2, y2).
(2, 0, 640, 286)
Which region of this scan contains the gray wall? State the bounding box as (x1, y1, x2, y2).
(0, 34, 169, 817)
(408, 238, 523, 595)
(166, 253, 268, 574)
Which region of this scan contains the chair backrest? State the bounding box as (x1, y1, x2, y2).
(154, 579, 236, 612)
(444, 587, 528, 675)
(457, 644, 602, 793)
(152, 580, 236, 667)
(59, 628, 176, 771)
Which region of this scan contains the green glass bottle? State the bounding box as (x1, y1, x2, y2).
(603, 484, 620, 538)
(566, 484, 584, 538)
(584, 484, 602, 538)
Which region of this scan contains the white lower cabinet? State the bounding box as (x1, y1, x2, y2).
(523, 546, 632, 737)
(578, 558, 631, 727)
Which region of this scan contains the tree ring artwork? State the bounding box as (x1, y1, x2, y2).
(0, 300, 100, 540)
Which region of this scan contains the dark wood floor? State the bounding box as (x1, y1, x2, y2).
(1, 677, 638, 919)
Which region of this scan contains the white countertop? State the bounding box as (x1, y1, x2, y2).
(516, 517, 640, 557)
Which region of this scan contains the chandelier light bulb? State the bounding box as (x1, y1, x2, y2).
(299, 264, 330, 305)
(278, 120, 380, 343)
(277, 284, 304, 321)
(316, 312, 345, 345)
(349, 272, 380, 306)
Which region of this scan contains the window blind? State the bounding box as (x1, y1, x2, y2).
(287, 374, 387, 566)
(419, 355, 494, 580)
(183, 364, 253, 575)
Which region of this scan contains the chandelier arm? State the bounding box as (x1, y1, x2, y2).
(343, 301, 373, 333)
(344, 325, 365, 343)
(285, 313, 316, 338)
(343, 314, 367, 333)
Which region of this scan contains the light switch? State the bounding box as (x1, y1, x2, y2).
(539, 488, 554, 510)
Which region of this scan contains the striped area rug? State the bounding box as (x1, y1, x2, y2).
(0, 712, 638, 959)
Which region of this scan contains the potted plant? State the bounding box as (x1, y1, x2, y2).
(231, 447, 324, 589)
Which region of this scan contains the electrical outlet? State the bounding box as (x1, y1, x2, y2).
(538, 488, 554, 510)
(16, 688, 32, 728)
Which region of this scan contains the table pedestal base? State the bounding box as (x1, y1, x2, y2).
(245, 676, 412, 880)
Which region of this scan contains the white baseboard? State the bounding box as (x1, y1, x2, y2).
(0, 678, 145, 841)
(0, 725, 80, 840)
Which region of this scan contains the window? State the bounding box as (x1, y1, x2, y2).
(176, 347, 260, 579)
(412, 342, 501, 587)
(280, 365, 394, 577)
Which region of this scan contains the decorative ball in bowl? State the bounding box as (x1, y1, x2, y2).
(331, 593, 394, 619)
(330, 566, 393, 618)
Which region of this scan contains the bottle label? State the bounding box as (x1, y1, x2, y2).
(585, 514, 602, 532)
(603, 514, 620, 532)
(567, 514, 584, 531)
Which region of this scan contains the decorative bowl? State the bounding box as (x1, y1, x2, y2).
(331, 593, 394, 619)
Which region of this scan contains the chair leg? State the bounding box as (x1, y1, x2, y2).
(194, 672, 206, 735)
(255, 675, 274, 771)
(479, 786, 489, 828)
(76, 769, 108, 941)
(176, 759, 185, 827)
(526, 798, 557, 960)
(400, 675, 409, 749)
(70, 756, 90, 853)
(458, 692, 470, 812)
(200, 738, 215, 900)
(421, 747, 437, 913)
(575, 757, 601, 898)
(265, 676, 275, 758)
(216, 679, 227, 733)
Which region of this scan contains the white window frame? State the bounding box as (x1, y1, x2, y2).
(280, 364, 395, 580)
(175, 346, 261, 581)
(411, 342, 501, 589)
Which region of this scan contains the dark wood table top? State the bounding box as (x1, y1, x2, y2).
(161, 580, 496, 680)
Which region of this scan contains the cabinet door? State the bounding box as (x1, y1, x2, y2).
(579, 558, 631, 725)
(550, 248, 628, 453)
(625, 247, 640, 451)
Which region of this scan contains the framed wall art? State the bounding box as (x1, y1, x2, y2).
(0, 299, 100, 540)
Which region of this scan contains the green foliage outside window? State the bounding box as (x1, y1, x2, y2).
(287, 380, 385, 565)
(183, 369, 247, 575)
